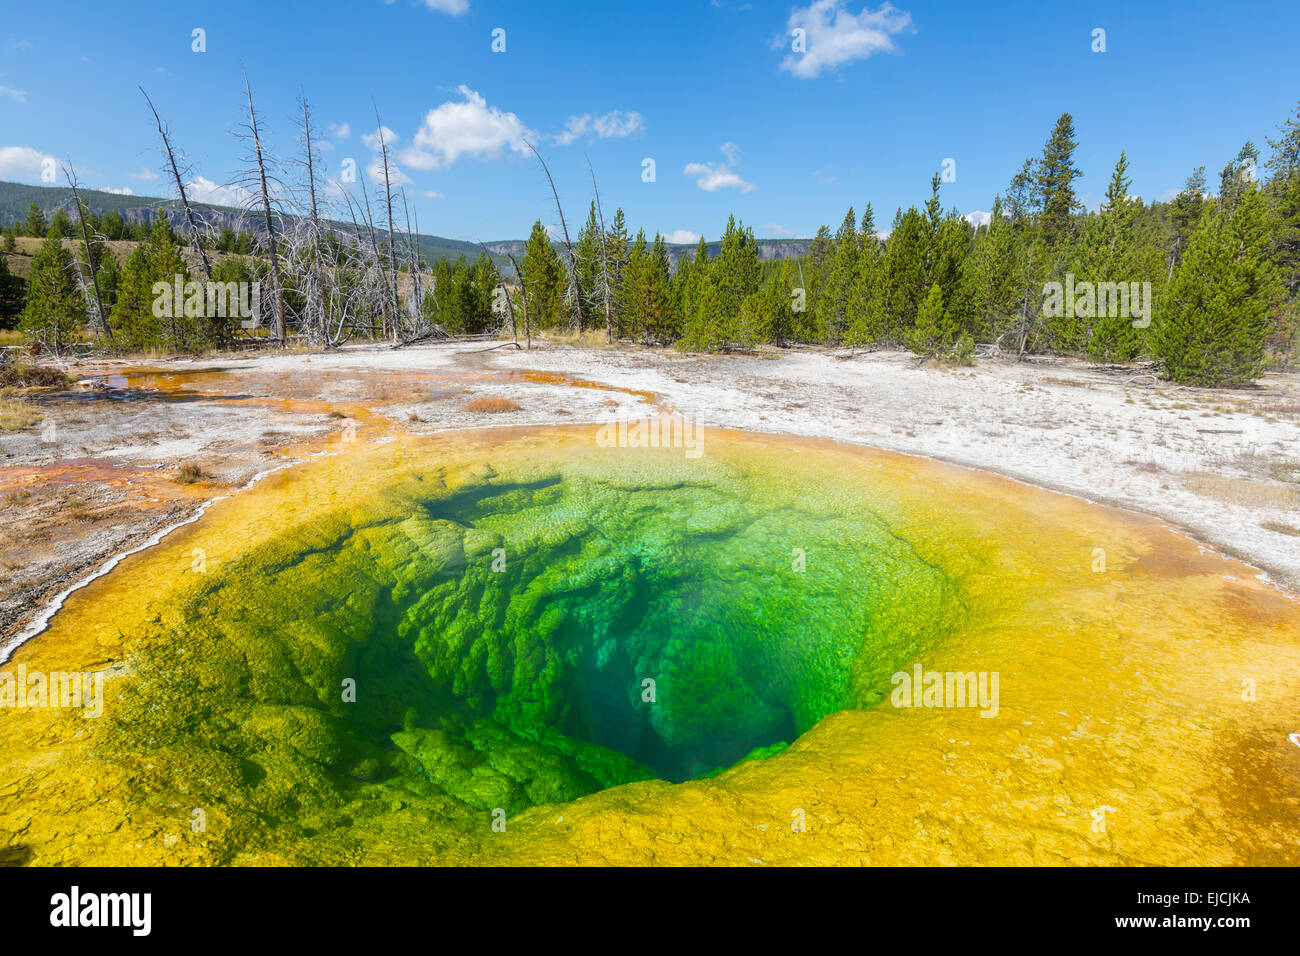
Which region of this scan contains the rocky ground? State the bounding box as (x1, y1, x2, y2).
(1, 340, 1297, 648)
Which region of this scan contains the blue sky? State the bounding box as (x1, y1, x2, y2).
(1, 0, 1298, 242)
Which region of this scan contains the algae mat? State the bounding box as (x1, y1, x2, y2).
(1, 424, 1297, 866)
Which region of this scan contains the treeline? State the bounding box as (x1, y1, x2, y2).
(5, 88, 1299, 388)
(6, 72, 491, 352)
(514, 104, 1300, 386)
(3, 201, 262, 252)
(7, 211, 266, 349)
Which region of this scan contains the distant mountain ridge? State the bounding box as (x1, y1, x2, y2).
(0, 180, 812, 269)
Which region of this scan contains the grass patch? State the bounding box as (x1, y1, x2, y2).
(460, 396, 522, 414)
(1182, 471, 1300, 509)
(0, 359, 72, 389)
(175, 462, 209, 484)
(0, 398, 39, 431)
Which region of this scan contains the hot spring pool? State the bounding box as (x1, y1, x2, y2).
(1, 425, 1297, 866)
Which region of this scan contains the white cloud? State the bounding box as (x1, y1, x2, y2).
(663, 229, 702, 245)
(684, 163, 754, 192)
(684, 143, 755, 193)
(399, 86, 532, 171)
(418, 0, 470, 13)
(101, 186, 134, 195)
(777, 1, 914, 79)
(552, 110, 645, 146)
(422, 190, 444, 199)
(0, 86, 27, 103)
(361, 125, 399, 152)
(765, 222, 800, 237)
(361, 125, 413, 187)
(328, 122, 350, 140)
(0, 144, 55, 181)
(184, 177, 250, 207)
(128, 166, 159, 182)
(963, 209, 991, 228)
(366, 157, 413, 188)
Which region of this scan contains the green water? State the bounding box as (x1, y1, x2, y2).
(105, 462, 968, 827)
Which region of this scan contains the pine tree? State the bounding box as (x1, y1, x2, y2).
(620, 230, 649, 339)
(47, 208, 74, 240)
(711, 215, 761, 339)
(844, 205, 883, 345)
(929, 214, 972, 336)
(1155, 188, 1282, 386)
(22, 202, 47, 237)
(1219, 142, 1260, 215)
(962, 195, 1022, 343)
(0, 251, 25, 329)
(646, 233, 675, 342)
(803, 223, 834, 340)
(101, 209, 126, 241)
(876, 208, 928, 343)
(1167, 166, 1207, 274)
(575, 202, 604, 322)
(824, 207, 859, 342)
(107, 214, 193, 349)
(148, 212, 193, 348)
(924, 173, 943, 233)
(520, 220, 565, 329)
(1073, 151, 1164, 362)
(765, 258, 798, 345)
(671, 249, 693, 334)
(1265, 99, 1300, 299)
(18, 235, 85, 352)
(1036, 113, 1083, 246)
(907, 282, 951, 356)
(604, 208, 630, 334)
(688, 235, 711, 317)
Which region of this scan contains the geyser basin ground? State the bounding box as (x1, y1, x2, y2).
(1, 425, 1298, 866)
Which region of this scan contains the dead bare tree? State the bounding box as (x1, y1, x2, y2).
(586, 156, 614, 344)
(505, 251, 531, 349)
(234, 69, 287, 346)
(401, 188, 421, 316)
(524, 140, 586, 333)
(371, 104, 401, 340)
(62, 162, 110, 342)
(353, 173, 389, 339)
(390, 189, 451, 348)
(139, 87, 212, 283)
(292, 89, 329, 344)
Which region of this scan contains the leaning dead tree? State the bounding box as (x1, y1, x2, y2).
(586, 157, 614, 344)
(139, 87, 212, 283)
(62, 162, 110, 341)
(524, 140, 586, 333)
(234, 69, 287, 345)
